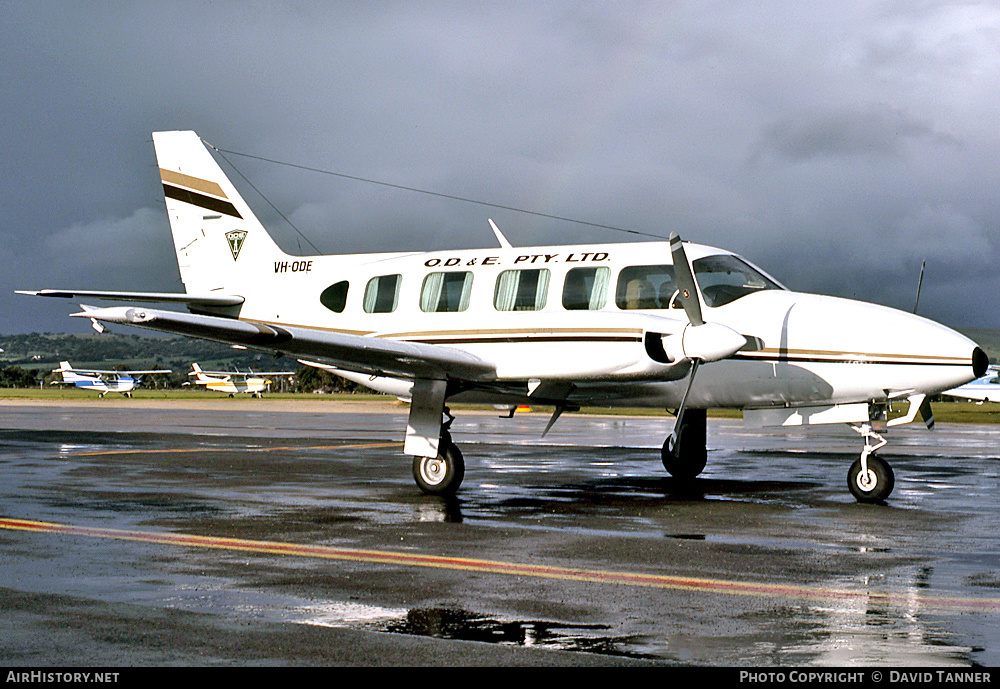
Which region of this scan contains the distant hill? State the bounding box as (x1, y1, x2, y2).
(957, 328, 1000, 365)
(0, 332, 360, 392)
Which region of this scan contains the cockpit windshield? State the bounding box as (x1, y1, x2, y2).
(692, 255, 782, 307)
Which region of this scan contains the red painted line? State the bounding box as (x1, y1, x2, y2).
(3, 517, 998, 613)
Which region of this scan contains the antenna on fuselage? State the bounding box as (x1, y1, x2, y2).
(488, 218, 513, 249)
(913, 259, 926, 314)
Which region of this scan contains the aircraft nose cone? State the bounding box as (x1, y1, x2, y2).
(973, 346, 989, 378)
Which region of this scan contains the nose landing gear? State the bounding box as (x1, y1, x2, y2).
(848, 423, 895, 503)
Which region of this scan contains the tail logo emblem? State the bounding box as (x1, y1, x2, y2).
(226, 230, 247, 261)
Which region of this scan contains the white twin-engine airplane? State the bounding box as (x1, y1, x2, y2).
(942, 366, 1000, 404)
(52, 361, 171, 397)
(188, 363, 294, 397)
(19, 131, 987, 503)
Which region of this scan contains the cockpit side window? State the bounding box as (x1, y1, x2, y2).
(693, 255, 782, 307)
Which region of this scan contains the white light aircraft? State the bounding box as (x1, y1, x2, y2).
(188, 363, 294, 397)
(52, 361, 171, 397)
(942, 366, 999, 403)
(19, 131, 988, 503)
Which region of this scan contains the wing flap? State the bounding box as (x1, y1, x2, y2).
(73, 306, 497, 382)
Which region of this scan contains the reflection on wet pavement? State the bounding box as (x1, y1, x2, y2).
(2, 410, 1000, 666)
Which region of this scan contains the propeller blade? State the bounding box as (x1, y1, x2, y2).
(669, 232, 703, 327)
(667, 359, 701, 453)
(919, 397, 935, 430)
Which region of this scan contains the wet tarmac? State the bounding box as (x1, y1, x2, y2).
(2, 399, 1000, 667)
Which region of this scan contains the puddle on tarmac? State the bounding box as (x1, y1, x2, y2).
(290, 602, 657, 659)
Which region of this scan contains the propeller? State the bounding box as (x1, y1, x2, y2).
(661, 233, 748, 455)
(669, 233, 704, 327)
(661, 234, 747, 365)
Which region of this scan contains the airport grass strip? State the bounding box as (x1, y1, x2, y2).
(2, 516, 998, 614)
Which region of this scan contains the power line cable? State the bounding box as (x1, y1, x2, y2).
(205, 142, 669, 242)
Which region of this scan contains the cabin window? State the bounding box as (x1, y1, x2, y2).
(693, 255, 782, 307)
(562, 266, 610, 310)
(615, 265, 681, 310)
(363, 274, 401, 314)
(319, 280, 349, 313)
(420, 271, 474, 312)
(494, 269, 550, 311)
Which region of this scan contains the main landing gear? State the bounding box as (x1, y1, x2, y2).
(412, 429, 465, 496)
(661, 408, 707, 480)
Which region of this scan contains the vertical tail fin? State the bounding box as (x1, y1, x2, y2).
(190, 363, 209, 383)
(57, 362, 85, 383)
(153, 131, 289, 295)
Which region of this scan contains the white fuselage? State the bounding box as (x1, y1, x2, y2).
(196, 376, 269, 395)
(943, 368, 1000, 403)
(61, 372, 136, 395)
(228, 239, 981, 411)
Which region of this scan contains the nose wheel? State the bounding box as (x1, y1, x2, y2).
(848, 424, 895, 503)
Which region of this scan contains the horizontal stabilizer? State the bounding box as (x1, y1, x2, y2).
(17, 289, 244, 308)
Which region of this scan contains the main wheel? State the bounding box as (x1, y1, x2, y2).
(848, 455, 895, 503)
(413, 440, 465, 496)
(661, 409, 707, 480)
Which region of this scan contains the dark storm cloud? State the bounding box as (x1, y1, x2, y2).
(753, 105, 961, 161)
(1, 1, 998, 334)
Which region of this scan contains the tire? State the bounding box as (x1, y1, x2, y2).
(848, 455, 895, 503)
(661, 410, 707, 479)
(413, 440, 465, 496)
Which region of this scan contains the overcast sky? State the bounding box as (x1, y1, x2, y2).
(2, 1, 998, 335)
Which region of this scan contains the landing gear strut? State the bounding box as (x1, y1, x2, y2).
(847, 423, 895, 503)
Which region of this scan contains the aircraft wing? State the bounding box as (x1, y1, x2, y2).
(73, 305, 498, 382)
(57, 367, 170, 376)
(192, 370, 295, 377)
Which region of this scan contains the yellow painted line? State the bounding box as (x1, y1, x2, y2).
(71, 442, 400, 457)
(2, 517, 998, 614)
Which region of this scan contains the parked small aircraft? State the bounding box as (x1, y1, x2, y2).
(52, 361, 171, 397)
(19, 131, 987, 502)
(943, 365, 1000, 403)
(188, 363, 294, 397)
